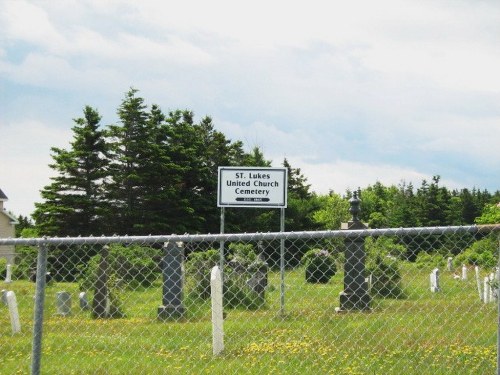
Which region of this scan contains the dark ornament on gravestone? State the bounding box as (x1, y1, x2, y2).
(158, 242, 186, 320)
(337, 190, 372, 312)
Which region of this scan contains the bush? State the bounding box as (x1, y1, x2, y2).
(454, 236, 498, 268)
(415, 252, 447, 269)
(186, 243, 268, 310)
(0, 258, 6, 279)
(301, 249, 337, 283)
(79, 244, 161, 290)
(185, 249, 220, 299)
(365, 237, 405, 298)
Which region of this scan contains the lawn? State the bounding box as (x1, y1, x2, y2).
(0, 264, 497, 374)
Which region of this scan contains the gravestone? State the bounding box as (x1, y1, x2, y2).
(430, 268, 441, 292)
(447, 257, 453, 272)
(246, 263, 268, 298)
(475, 266, 482, 302)
(158, 242, 185, 320)
(92, 245, 109, 318)
(337, 191, 371, 312)
(5, 264, 12, 283)
(461, 264, 467, 280)
(79, 292, 89, 310)
(490, 272, 496, 301)
(484, 276, 491, 304)
(6, 291, 21, 334)
(56, 291, 72, 316)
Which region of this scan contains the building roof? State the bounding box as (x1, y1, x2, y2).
(0, 188, 7, 201)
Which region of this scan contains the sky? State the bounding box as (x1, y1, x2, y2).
(1, 0, 499, 218)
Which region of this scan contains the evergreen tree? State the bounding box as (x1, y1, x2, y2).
(34, 106, 109, 236)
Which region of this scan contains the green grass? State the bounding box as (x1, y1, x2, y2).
(0, 265, 497, 374)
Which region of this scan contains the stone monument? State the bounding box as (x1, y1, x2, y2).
(337, 191, 371, 312)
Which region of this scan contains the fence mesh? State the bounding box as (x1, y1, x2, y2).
(1, 225, 500, 374)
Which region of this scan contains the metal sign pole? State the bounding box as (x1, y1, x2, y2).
(280, 207, 285, 317)
(219, 207, 225, 280)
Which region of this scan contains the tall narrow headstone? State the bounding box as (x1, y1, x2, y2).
(5, 264, 12, 283)
(211, 266, 224, 355)
(337, 191, 371, 312)
(475, 266, 482, 302)
(6, 291, 21, 334)
(430, 268, 441, 292)
(92, 245, 109, 318)
(158, 242, 185, 320)
(79, 292, 89, 310)
(461, 264, 467, 280)
(447, 257, 453, 272)
(56, 291, 72, 316)
(490, 272, 496, 301)
(484, 276, 491, 304)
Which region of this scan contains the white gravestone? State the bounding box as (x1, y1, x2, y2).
(490, 272, 496, 301)
(56, 291, 72, 316)
(475, 266, 482, 302)
(461, 264, 467, 280)
(5, 264, 12, 283)
(210, 266, 224, 355)
(79, 292, 89, 310)
(484, 276, 491, 304)
(6, 291, 21, 334)
(447, 257, 453, 272)
(430, 268, 441, 292)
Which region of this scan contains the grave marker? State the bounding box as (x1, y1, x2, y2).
(56, 291, 72, 316)
(79, 292, 89, 310)
(461, 264, 467, 280)
(6, 291, 21, 334)
(158, 242, 185, 320)
(430, 268, 441, 292)
(447, 257, 453, 272)
(5, 264, 12, 283)
(484, 276, 491, 304)
(475, 266, 482, 302)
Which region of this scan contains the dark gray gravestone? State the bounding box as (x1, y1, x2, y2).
(92, 245, 109, 318)
(337, 191, 371, 312)
(158, 242, 185, 320)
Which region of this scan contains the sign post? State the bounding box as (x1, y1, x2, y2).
(217, 166, 288, 315)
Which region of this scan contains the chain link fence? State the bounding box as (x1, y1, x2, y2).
(1, 224, 500, 374)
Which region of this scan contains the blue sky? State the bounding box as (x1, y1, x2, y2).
(1, 0, 499, 217)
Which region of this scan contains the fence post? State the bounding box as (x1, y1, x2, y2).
(337, 191, 371, 312)
(31, 242, 48, 375)
(211, 265, 224, 355)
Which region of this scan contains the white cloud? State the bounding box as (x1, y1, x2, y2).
(0, 120, 72, 217)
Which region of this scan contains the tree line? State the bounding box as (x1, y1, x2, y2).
(29, 89, 500, 238)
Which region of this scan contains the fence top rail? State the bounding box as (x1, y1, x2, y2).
(0, 224, 499, 246)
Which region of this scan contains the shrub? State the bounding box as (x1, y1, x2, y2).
(301, 249, 337, 283)
(79, 244, 161, 290)
(186, 244, 268, 310)
(415, 252, 447, 269)
(185, 249, 220, 299)
(454, 235, 498, 268)
(365, 237, 405, 298)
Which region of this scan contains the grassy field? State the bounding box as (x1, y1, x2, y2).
(0, 264, 497, 374)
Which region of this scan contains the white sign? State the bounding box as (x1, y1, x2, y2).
(217, 167, 287, 208)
